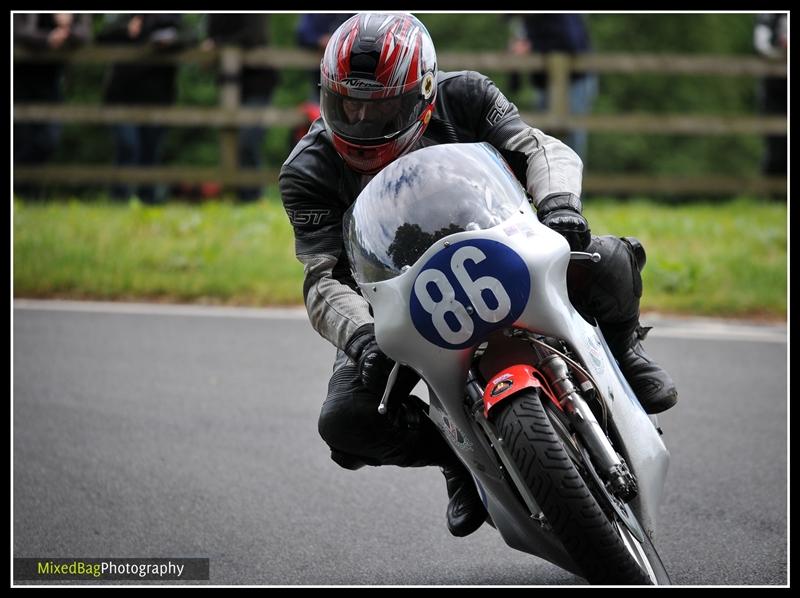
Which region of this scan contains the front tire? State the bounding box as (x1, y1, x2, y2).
(492, 387, 654, 585)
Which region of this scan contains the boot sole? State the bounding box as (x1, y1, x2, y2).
(643, 391, 678, 414)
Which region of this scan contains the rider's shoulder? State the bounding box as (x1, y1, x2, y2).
(437, 69, 497, 102)
(438, 69, 492, 87)
(280, 119, 341, 183)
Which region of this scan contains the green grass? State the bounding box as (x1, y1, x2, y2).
(584, 197, 787, 319)
(13, 198, 301, 306)
(13, 196, 787, 320)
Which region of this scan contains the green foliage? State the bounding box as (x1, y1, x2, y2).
(418, 13, 510, 50)
(579, 14, 764, 180)
(36, 13, 779, 197)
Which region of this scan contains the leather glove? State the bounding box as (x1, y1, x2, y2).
(344, 323, 395, 396)
(536, 192, 592, 251)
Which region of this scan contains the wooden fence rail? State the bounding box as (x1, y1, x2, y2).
(13, 46, 787, 196)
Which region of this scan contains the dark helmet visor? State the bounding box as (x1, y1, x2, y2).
(321, 85, 428, 143)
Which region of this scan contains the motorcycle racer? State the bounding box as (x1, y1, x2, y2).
(279, 12, 678, 538)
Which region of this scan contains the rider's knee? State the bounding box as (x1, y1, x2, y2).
(317, 397, 352, 450)
(589, 235, 643, 300)
(318, 397, 381, 470)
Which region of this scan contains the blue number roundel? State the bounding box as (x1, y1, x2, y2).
(409, 239, 530, 349)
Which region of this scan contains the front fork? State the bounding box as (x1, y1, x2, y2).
(536, 355, 638, 502)
(464, 370, 551, 528)
(468, 355, 637, 508)
(376, 352, 637, 511)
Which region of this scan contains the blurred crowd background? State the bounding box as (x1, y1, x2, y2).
(12, 12, 788, 203)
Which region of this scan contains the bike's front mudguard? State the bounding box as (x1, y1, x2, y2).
(483, 363, 562, 418)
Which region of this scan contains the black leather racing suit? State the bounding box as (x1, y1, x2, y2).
(279, 70, 642, 470)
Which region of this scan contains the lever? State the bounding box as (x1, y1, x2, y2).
(378, 362, 402, 415)
(570, 251, 601, 263)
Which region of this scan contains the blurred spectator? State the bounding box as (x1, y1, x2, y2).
(203, 14, 279, 202)
(507, 14, 597, 164)
(290, 101, 321, 149)
(289, 14, 354, 151)
(97, 14, 190, 205)
(296, 13, 354, 101)
(13, 13, 92, 199)
(753, 13, 787, 177)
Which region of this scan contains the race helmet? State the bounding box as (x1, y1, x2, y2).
(319, 12, 438, 174)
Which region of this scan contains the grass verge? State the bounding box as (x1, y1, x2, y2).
(13, 196, 787, 320)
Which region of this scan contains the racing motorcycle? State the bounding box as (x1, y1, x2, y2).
(343, 142, 671, 585)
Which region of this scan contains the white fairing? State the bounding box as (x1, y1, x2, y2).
(348, 143, 669, 573)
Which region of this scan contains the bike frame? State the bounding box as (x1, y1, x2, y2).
(360, 209, 670, 575)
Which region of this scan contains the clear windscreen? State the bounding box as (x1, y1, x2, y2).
(344, 142, 531, 283)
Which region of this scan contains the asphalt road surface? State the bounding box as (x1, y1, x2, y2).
(13, 300, 788, 586)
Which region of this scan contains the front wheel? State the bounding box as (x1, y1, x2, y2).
(492, 387, 667, 585)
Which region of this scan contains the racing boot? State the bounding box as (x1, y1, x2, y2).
(585, 236, 678, 415)
(439, 457, 488, 537)
(614, 324, 679, 414)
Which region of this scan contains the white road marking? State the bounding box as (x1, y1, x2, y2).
(641, 314, 787, 344)
(13, 299, 308, 320)
(13, 299, 787, 343)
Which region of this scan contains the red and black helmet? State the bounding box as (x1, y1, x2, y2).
(320, 12, 438, 175)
